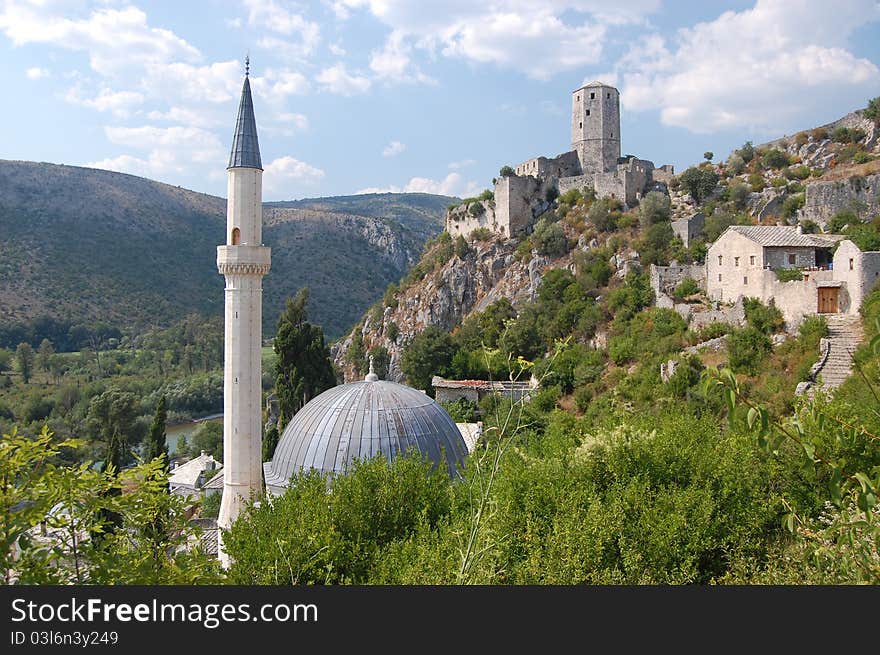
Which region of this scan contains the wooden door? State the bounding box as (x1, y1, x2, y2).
(818, 287, 839, 314)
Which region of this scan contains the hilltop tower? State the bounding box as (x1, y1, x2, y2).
(217, 59, 270, 566)
(571, 81, 620, 174)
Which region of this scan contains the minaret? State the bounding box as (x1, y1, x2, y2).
(217, 57, 270, 565)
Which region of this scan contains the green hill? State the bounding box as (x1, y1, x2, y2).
(0, 160, 452, 346)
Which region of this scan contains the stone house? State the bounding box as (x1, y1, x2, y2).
(431, 376, 537, 405)
(706, 225, 880, 324)
(168, 451, 221, 498)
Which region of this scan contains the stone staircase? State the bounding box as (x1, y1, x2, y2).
(815, 314, 863, 391)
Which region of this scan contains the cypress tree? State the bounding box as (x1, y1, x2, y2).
(145, 395, 169, 472)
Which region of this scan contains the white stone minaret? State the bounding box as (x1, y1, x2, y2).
(217, 58, 270, 566)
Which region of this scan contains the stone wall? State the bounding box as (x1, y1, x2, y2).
(446, 200, 499, 238)
(763, 246, 819, 270)
(671, 213, 704, 247)
(706, 230, 765, 302)
(572, 84, 620, 173)
(557, 174, 593, 195)
(689, 298, 746, 330)
(653, 165, 675, 185)
(494, 175, 545, 237)
(650, 262, 707, 299)
(833, 239, 880, 315)
(801, 173, 880, 227)
(514, 151, 580, 179)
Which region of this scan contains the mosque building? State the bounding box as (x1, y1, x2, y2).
(215, 61, 469, 564)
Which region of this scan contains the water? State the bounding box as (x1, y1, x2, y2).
(166, 414, 222, 456)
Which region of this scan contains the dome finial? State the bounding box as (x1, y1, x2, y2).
(245, 52, 250, 77)
(365, 355, 379, 382)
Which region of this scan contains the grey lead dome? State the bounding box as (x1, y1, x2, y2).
(263, 379, 468, 493)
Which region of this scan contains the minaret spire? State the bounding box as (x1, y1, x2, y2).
(217, 65, 271, 567)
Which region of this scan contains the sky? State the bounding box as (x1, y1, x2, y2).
(0, 0, 879, 201)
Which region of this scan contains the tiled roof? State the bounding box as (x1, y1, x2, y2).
(431, 376, 533, 391)
(169, 453, 219, 489)
(202, 470, 224, 490)
(727, 225, 845, 248)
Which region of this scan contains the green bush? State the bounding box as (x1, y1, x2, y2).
(726, 153, 746, 176)
(679, 167, 720, 203)
(744, 298, 785, 334)
(673, 278, 701, 299)
(454, 235, 470, 259)
(467, 202, 485, 217)
(727, 327, 772, 375)
(471, 227, 492, 241)
(441, 398, 479, 422)
(761, 149, 790, 170)
(748, 173, 765, 192)
(499, 165, 515, 177)
(531, 219, 569, 256)
(773, 268, 804, 283)
(639, 191, 671, 227)
(782, 193, 805, 218)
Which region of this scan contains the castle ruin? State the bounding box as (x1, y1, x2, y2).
(447, 81, 674, 239)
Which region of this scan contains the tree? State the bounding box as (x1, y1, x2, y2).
(703, 151, 714, 162)
(499, 165, 515, 177)
(15, 343, 34, 384)
(144, 395, 168, 471)
(86, 389, 140, 472)
(262, 425, 279, 462)
(37, 338, 54, 372)
(401, 326, 457, 395)
(368, 345, 390, 380)
(865, 96, 880, 124)
(191, 421, 223, 460)
(0, 348, 11, 374)
(679, 167, 719, 203)
(638, 191, 671, 227)
(274, 288, 337, 425)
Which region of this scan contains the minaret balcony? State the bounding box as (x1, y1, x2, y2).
(217, 244, 271, 275)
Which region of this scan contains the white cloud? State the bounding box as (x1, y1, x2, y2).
(448, 159, 476, 169)
(382, 140, 406, 157)
(245, 0, 320, 57)
(316, 63, 371, 95)
(335, 1, 661, 79)
(278, 113, 309, 130)
(263, 156, 326, 197)
(0, 3, 201, 77)
(370, 30, 435, 84)
(329, 42, 346, 56)
(357, 172, 477, 197)
(251, 68, 310, 99)
(25, 66, 48, 79)
(618, 0, 880, 133)
(65, 86, 145, 117)
(96, 125, 226, 178)
(226, 18, 242, 29)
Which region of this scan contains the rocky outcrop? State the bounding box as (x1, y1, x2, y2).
(800, 173, 880, 227)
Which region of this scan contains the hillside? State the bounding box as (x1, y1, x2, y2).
(0, 160, 452, 343)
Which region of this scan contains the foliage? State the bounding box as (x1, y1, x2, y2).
(744, 298, 785, 334)
(727, 327, 772, 375)
(679, 167, 719, 203)
(86, 388, 142, 471)
(274, 288, 337, 425)
(454, 235, 470, 259)
(748, 172, 766, 192)
(703, 151, 713, 161)
(638, 191, 671, 227)
(144, 395, 168, 470)
(831, 126, 866, 144)
(726, 153, 746, 176)
(401, 326, 457, 395)
(442, 398, 480, 422)
(587, 198, 618, 232)
(865, 96, 880, 124)
(499, 165, 515, 177)
(15, 343, 34, 385)
(703, 211, 750, 243)
(531, 219, 569, 256)
(761, 149, 791, 170)
(673, 278, 702, 300)
(774, 268, 805, 283)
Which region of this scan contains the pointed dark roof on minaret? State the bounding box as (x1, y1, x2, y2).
(227, 61, 262, 170)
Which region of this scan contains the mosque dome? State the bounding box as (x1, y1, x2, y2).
(263, 368, 469, 494)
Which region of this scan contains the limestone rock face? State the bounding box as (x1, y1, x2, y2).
(334, 236, 573, 382)
(800, 173, 880, 227)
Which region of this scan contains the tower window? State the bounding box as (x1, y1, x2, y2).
(743, 277, 748, 285)
(734, 257, 739, 267)
(579, 122, 582, 129)
(610, 132, 613, 138)
(576, 95, 579, 101)
(849, 258, 854, 270)
(607, 92, 611, 99)
(750, 255, 755, 265)
(231, 227, 241, 245)
(586, 110, 590, 116)
(590, 92, 595, 99)
(718, 255, 723, 265)
(718, 274, 722, 282)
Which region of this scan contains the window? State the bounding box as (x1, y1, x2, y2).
(850, 258, 854, 270)
(586, 109, 590, 116)
(788, 253, 796, 265)
(734, 257, 740, 267)
(576, 95, 579, 101)
(590, 92, 595, 99)
(718, 255, 723, 265)
(610, 132, 614, 137)
(743, 277, 748, 285)
(607, 92, 611, 99)
(718, 274, 722, 282)
(750, 255, 755, 265)
(231, 227, 240, 245)
(579, 122, 582, 129)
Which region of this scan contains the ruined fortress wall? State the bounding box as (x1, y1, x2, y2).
(671, 213, 705, 247)
(650, 262, 707, 299)
(557, 174, 593, 195)
(494, 175, 541, 237)
(515, 151, 581, 179)
(801, 173, 880, 226)
(446, 200, 499, 238)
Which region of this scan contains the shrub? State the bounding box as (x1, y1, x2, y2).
(638, 191, 671, 227)
(782, 193, 805, 218)
(559, 188, 583, 206)
(770, 176, 788, 188)
(499, 165, 515, 177)
(467, 202, 485, 217)
(386, 321, 399, 343)
(827, 210, 858, 233)
(673, 278, 701, 299)
(441, 398, 479, 422)
(748, 173, 765, 192)
(679, 167, 720, 203)
(738, 141, 755, 163)
(478, 189, 494, 201)
(726, 153, 746, 176)
(811, 127, 828, 141)
(698, 322, 731, 341)
(865, 96, 880, 124)
(588, 199, 617, 232)
(573, 385, 593, 413)
(743, 297, 785, 334)
(728, 181, 750, 210)
(454, 235, 470, 259)
(853, 151, 875, 165)
(773, 268, 804, 283)
(531, 220, 569, 256)
(800, 220, 819, 234)
(471, 227, 492, 241)
(727, 326, 772, 375)
(794, 132, 809, 147)
(762, 149, 790, 170)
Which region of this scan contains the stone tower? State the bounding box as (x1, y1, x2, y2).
(571, 81, 620, 174)
(217, 59, 270, 566)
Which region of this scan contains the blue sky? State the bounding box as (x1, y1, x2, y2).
(1, 0, 878, 200)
